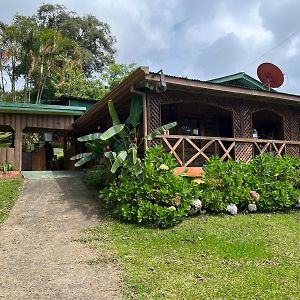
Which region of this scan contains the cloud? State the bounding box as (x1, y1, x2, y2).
(1, 0, 300, 93)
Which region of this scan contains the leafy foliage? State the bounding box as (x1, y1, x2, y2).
(0, 4, 135, 102)
(198, 154, 300, 212)
(248, 154, 300, 211)
(200, 157, 251, 211)
(0, 161, 14, 172)
(101, 145, 196, 228)
(34, 4, 116, 75)
(84, 165, 108, 190)
(72, 97, 177, 176)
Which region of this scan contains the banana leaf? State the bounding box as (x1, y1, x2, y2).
(100, 124, 125, 140)
(104, 151, 117, 162)
(70, 152, 92, 160)
(126, 94, 143, 127)
(70, 152, 95, 167)
(78, 132, 102, 142)
(108, 100, 127, 139)
(145, 122, 177, 141)
(111, 151, 128, 173)
(108, 99, 121, 125)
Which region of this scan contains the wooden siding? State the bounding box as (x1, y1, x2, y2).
(147, 90, 300, 162)
(0, 113, 75, 170)
(0, 148, 15, 165)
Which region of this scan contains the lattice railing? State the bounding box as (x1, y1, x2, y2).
(155, 134, 300, 166)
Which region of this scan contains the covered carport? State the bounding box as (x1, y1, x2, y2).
(0, 101, 86, 171)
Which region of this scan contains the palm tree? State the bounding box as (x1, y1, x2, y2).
(32, 29, 81, 103)
(0, 24, 21, 101)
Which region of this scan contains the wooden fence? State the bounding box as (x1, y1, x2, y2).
(155, 134, 300, 166)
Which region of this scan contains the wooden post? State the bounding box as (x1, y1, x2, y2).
(14, 117, 22, 171)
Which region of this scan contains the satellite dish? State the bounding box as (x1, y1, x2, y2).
(257, 62, 284, 90)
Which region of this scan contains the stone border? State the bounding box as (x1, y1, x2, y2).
(0, 171, 21, 180)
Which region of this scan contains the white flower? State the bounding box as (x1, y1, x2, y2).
(159, 164, 169, 170)
(248, 203, 257, 213)
(296, 199, 300, 208)
(227, 204, 238, 215)
(189, 199, 202, 215)
(193, 178, 204, 185)
(167, 206, 176, 211)
(193, 199, 202, 210)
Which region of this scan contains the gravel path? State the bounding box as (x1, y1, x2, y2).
(0, 175, 121, 300)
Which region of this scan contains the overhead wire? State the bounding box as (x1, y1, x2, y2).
(242, 30, 300, 70)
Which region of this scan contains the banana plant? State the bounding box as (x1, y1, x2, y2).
(71, 95, 176, 175)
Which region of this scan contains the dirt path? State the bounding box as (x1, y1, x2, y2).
(0, 175, 121, 300)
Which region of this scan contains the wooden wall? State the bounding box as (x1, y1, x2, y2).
(147, 90, 300, 161)
(0, 112, 75, 170)
(0, 148, 15, 165)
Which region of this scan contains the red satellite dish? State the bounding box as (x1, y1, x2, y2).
(257, 62, 284, 90)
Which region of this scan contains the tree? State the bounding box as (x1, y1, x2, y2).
(0, 4, 132, 102)
(0, 23, 21, 101)
(31, 28, 82, 103)
(34, 4, 116, 75)
(50, 62, 137, 100)
(100, 63, 137, 90)
(51, 61, 107, 100)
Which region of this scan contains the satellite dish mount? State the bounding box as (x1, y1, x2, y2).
(257, 62, 284, 91)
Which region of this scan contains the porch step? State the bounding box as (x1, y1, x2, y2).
(175, 167, 204, 177)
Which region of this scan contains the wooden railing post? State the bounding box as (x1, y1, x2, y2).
(182, 139, 185, 166)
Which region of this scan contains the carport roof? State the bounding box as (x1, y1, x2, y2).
(0, 101, 86, 116)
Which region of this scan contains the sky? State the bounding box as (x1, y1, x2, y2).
(1, 0, 300, 94)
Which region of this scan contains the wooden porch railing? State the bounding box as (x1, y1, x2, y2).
(155, 134, 300, 166)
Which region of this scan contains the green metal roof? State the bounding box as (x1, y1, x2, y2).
(44, 96, 98, 111)
(0, 101, 86, 116)
(208, 72, 273, 92)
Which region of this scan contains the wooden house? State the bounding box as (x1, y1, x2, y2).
(2, 66, 300, 171)
(73, 67, 300, 167)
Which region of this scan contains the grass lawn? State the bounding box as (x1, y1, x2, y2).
(81, 212, 300, 300)
(0, 178, 22, 224)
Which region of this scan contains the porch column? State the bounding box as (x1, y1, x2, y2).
(147, 91, 161, 146)
(13, 116, 23, 171)
(234, 102, 253, 162)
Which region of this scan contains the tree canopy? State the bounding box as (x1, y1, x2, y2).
(34, 4, 116, 75)
(0, 3, 135, 103)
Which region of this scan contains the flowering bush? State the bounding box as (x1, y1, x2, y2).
(197, 154, 300, 213)
(100, 145, 196, 228)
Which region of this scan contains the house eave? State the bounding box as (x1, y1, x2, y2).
(145, 74, 300, 106)
(72, 66, 149, 133)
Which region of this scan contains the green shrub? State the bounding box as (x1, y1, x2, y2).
(198, 154, 300, 213)
(100, 145, 195, 228)
(84, 165, 108, 189)
(0, 161, 14, 172)
(200, 157, 251, 212)
(248, 154, 300, 211)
